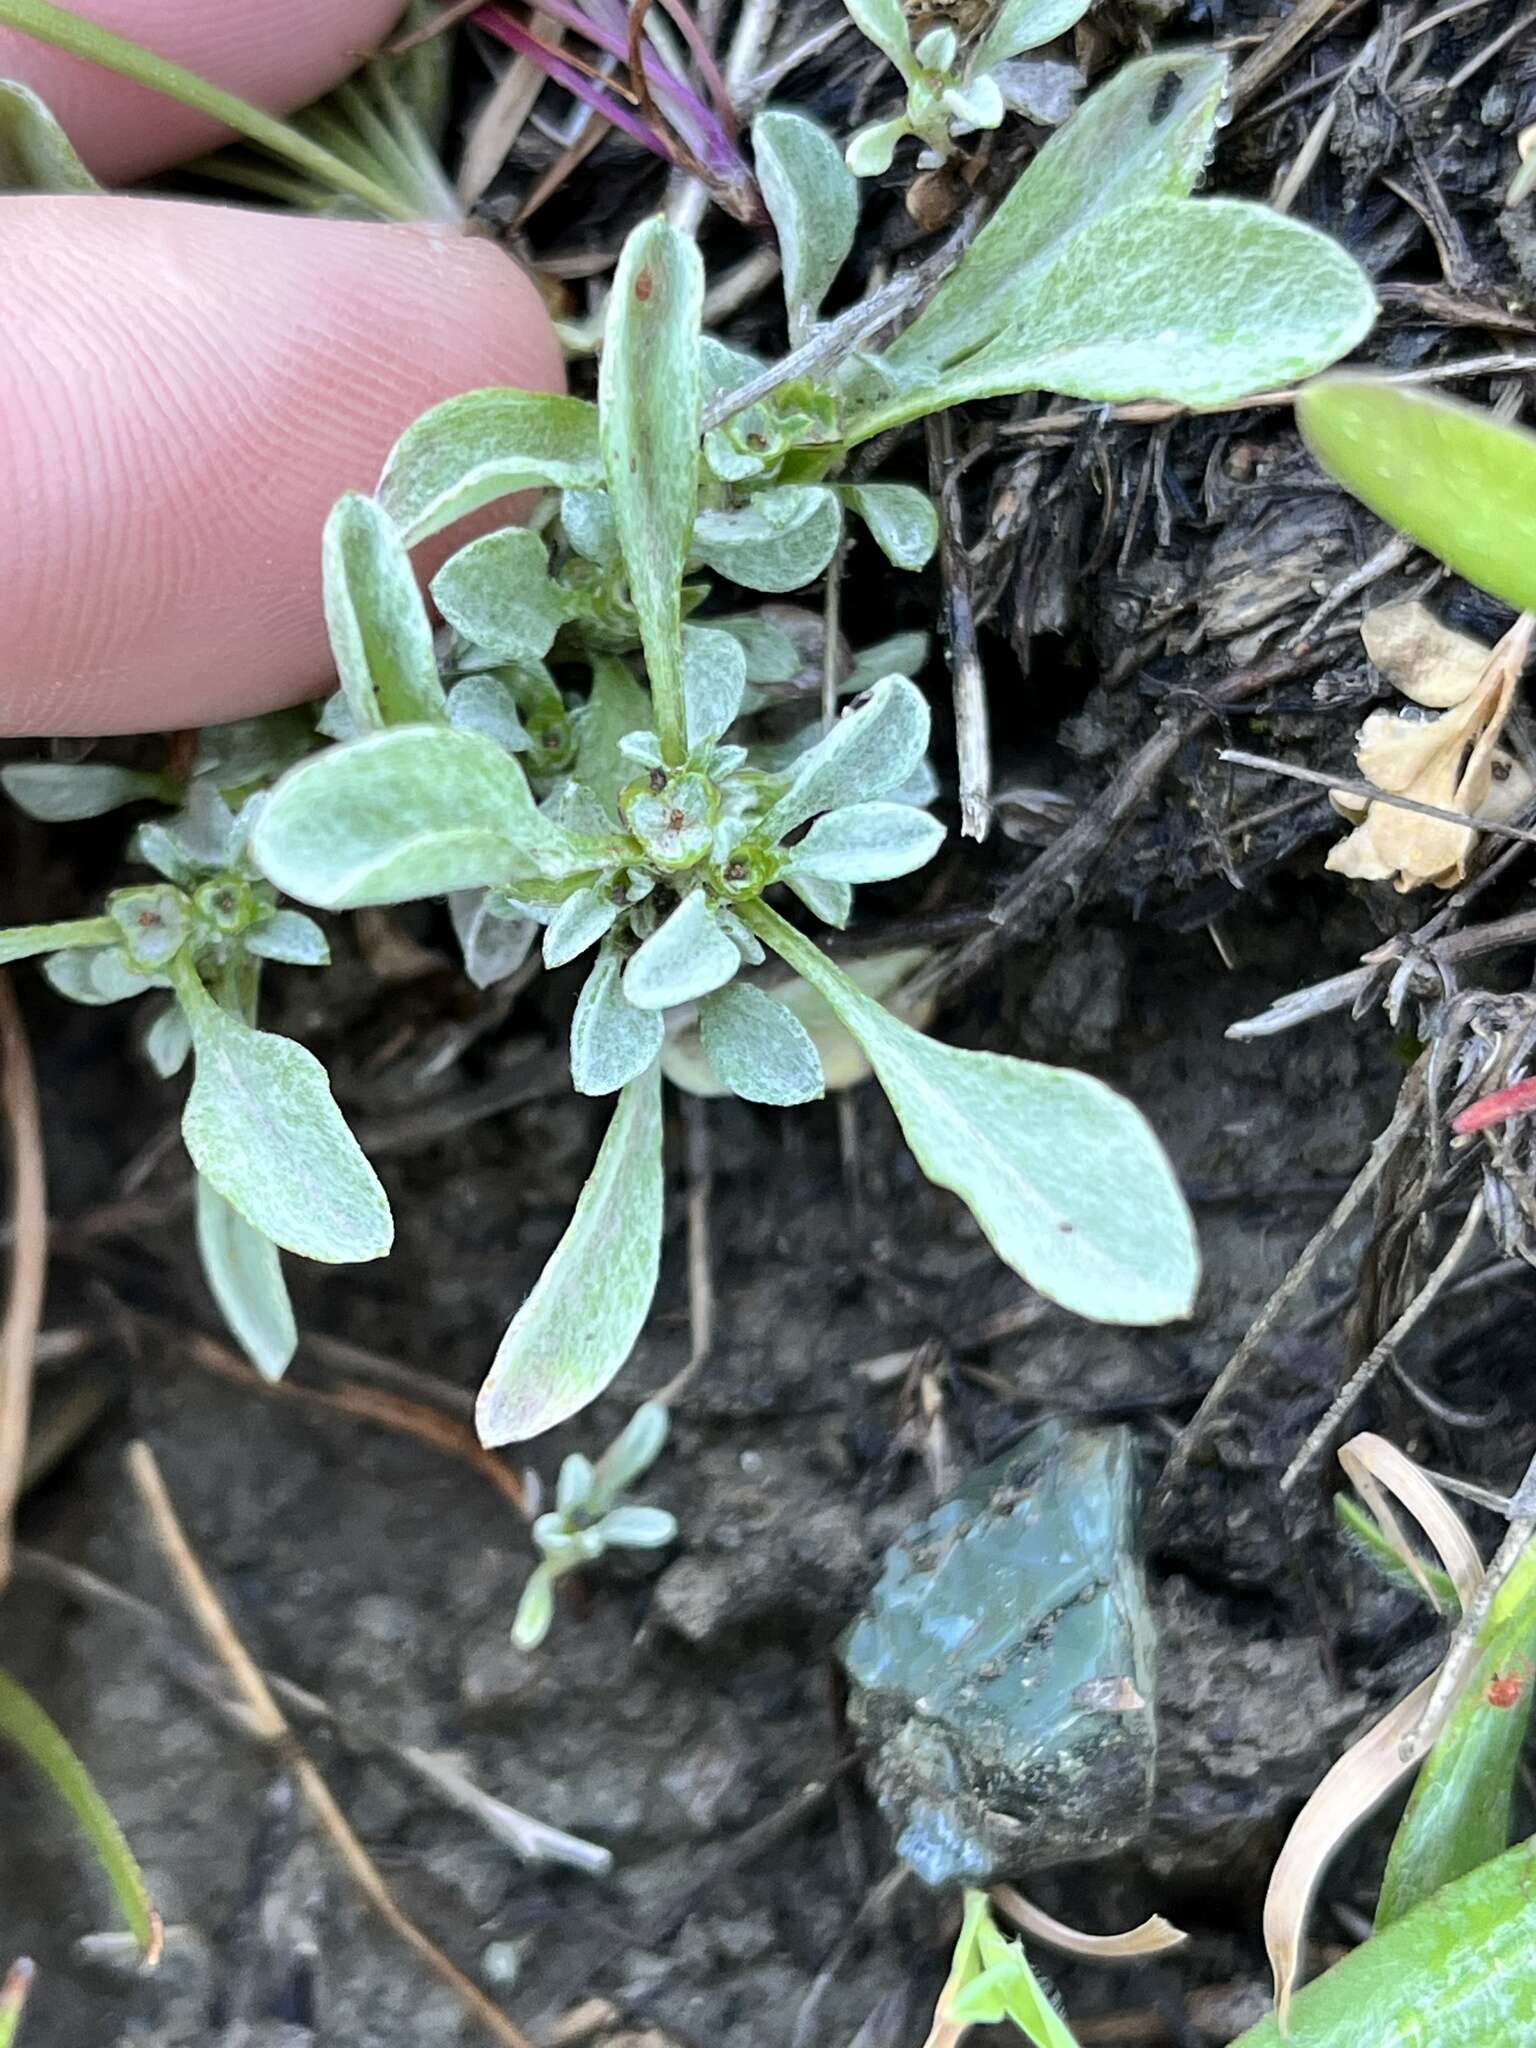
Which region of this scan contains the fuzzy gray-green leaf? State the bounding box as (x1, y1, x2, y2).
(842, 0, 916, 77)
(476, 1063, 663, 1443)
(378, 389, 603, 545)
(751, 905, 1199, 1324)
(973, 0, 1090, 69)
(431, 527, 566, 664)
(837, 484, 940, 570)
(447, 674, 532, 752)
(144, 1002, 192, 1077)
(792, 799, 945, 882)
(177, 977, 392, 1265)
(245, 909, 330, 967)
(0, 916, 118, 966)
(682, 626, 747, 751)
(754, 109, 858, 340)
(253, 727, 575, 910)
(449, 888, 538, 988)
(570, 943, 665, 1095)
(1, 762, 165, 822)
(0, 78, 99, 190)
(543, 883, 621, 969)
(692, 486, 843, 594)
(760, 674, 929, 841)
(195, 1176, 297, 1382)
(623, 889, 741, 1011)
(698, 982, 825, 1105)
(599, 218, 704, 765)
(323, 492, 446, 729)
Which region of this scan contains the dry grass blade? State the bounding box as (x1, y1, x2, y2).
(457, 15, 565, 207)
(1264, 1434, 1484, 2023)
(991, 1885, 1187, 1957)
(0, 972, 46, 1589)
(125, 1441, 539, 2048)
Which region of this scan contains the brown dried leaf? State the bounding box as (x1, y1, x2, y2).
(991, 1885, 1187, 1959)
(1361, 600, 1490, 709)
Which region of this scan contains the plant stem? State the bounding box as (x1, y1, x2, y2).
(0, 0, 418, 220)
(741, 898, 846, 997)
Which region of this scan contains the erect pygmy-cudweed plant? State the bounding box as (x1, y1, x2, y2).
(2, 48, 1377, 1441)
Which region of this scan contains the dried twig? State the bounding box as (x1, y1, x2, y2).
(1219, 748, 1536, 853)
(928, 413, 991, 841)
(1232, 0, 1351, 106)
(0, 974, 45, 1588)
(125, 1442, 540, 2048)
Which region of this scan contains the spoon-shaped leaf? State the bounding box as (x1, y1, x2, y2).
(430, 527, 566, 664)
(748, 904, 1198, 1323)
(476, 1063, 663, 1443)
(1297, 377, 1536, 616)
(973, 0, 1091, 71)
(836, 484, 939, 570)
(323, 492, 446, 729)
(753, 109, 858, 341)
(570, 943, 665, 1095)
(378, 389, 603, 545)
(253, 727, 576, 909)
(600, 217, 704, 764)
(692, 485, 843, 594)
(173, 961, 392, 1264)
(682, 626, 747, 751)
(698, 982, 825, 1105)
(1, 762, 167, 821)
(759, 675, 929, 843)
(624, 889, 741, 1010)
(791, 799, 945, 883)
(195, 1176, 297, 1382)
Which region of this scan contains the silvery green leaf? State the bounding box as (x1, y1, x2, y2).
(194, 710, 313, 789)
(785, 869, 852, 929)
(617, 731, 666, 768)
(132, 820, 199, 885)
(323, 493, 446, 729)
(161, 782, 238, 870)
(754, 109, 858, 340)
(592, 1399, 669, 1500)
(378, 389, 603, 545)
(754, 906, 1200, 1323)
(253, 727, 578, 910)
(0, 914, 112, 967)
(891, 754, 941, 808)
(195, 1176, 297, 1383)
(543, 884, 621, 969)
(847, 630, 930, 695)
(560, 487, 617, 565)
(943, 73, 1006, 131)
(431, 527, 566, 665)
(599, 218, 704, 765)
(700, 334, 766, 402)
(556, 1453, 596, 1515)
(317, 692, 360, 742)
(716, 907, 764, 964)
(109, 885, 187, 969)
(623, 889, 741, 1011)
(575, 657, 654, 822)
(449, 887, 538, 988)
(448, 675, 532, 752)
(512, 1563, 557, 1648)
(144, 1002, 192, 1078)
(698, 981, 824, 1105)
(837, 484, 940, 570)
(792, 800, 945, 882)
(846, 116, 908, 178)
(476, 1064, 663, 1443)
(973, 0, 1090, 70)
(993, 55, 1081, 123)
(759, 674, 930, 841)
(874, 198, 1376, 422)
(887, 52, 1228, 382)
(547, 781, 614, 841)
(913, 24, 957, 67)
(246, 909, 330, 967)
(715, 613, 801, 685)
(682, 626, 747, 752)
(692, 486, 843, 593)
(176, 971, 392, 1264)
(1, 762, 165, 822)
(842, 0, 916, 78)
(42, 946, 139, 1005)
(596, 1505, 677, 1549)
(0, 78, 98, 191)
(570, 944, 665, 1095)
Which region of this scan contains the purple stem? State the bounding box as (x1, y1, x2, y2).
(477, 5, 679, 159)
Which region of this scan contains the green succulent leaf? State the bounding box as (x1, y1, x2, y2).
(791, 798, 945, 882)
(195, 1176, 297, 1382)
(543, 883, 622, 969)
(1, 761, 167, 822)
(323, 492, 446, 730)
(446, 673, 532, 752)
(591, 1398, 670, 1501)
(173, 963, 392, 1265)
(749, 903, 1199, 1323)
(575, 656, 654, 822)
(0, 76, 99, 190)
(846, 116, 908, 177)
(596, 1504, 676, 1548)
(759, 674, 930, 841)
(0, 916, 118, 966)
(253, 726, 576, 910)
(560, 486, 618, 564)
(377, 388, 603, 545)
(692, 485, 843, 593)
(623, 888, 741, 1010)
(714, 613, 802, 686)
(449, 887, 537, 988)
(600, 217, 704, 765)
(570, 942, 665, 1095)
(842, 0, 916, 79)
(785, 869, 853, 929)
(889, 51, 1228, 378)
(143, 1001, 192, 1077)
(245, 909, 330, 967)
(698, 981, 825, 1105)
(973, 0, 1091, 71)
(476, 1062, 663, 1443)
(431, 527, 567, 664)
(836, 484, 940, 570)
(1297, 378, 1536, 615)
(753, 109, 859, 341)
(681, 625, 747, 751)
(511, 1562, 557, 1648)
(43, 946, 151, 1007)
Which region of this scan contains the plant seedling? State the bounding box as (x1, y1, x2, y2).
(925, 1891, 1080, 2048)
(512, 1402, 677, 1648)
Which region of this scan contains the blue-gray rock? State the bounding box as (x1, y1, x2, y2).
(839, 1421, 1156, 1888)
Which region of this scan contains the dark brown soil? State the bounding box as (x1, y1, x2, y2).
(5, 3, 1536, 2044)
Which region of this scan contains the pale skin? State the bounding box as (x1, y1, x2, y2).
(0, 0, 563, 736)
